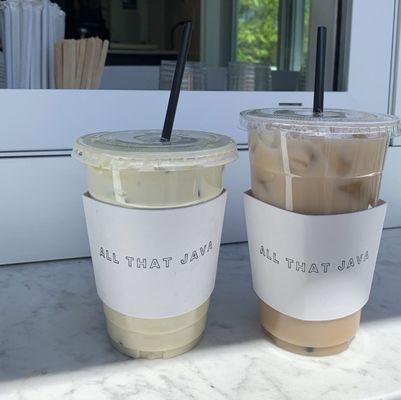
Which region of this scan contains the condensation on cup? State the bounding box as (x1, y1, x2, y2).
(73, 129, 238, 359)
(241, 107, 400, 356)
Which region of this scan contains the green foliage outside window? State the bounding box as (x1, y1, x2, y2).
(236, 0, 279, 66)
(236, 0, 310, 68)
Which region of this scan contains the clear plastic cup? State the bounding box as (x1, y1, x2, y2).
(73, 130, 238, 359)
(240, 108, 399, 356)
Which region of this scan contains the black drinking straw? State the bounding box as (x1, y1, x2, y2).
(161, 21, 193, 142)
(313, 26, 327, 115)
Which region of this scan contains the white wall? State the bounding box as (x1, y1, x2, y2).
(1, 143, 399, 265)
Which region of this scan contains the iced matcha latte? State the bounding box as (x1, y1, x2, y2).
(241, 108, 398, 356)
(73, 129, 237, 359)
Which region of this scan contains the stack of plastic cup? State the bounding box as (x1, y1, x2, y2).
(73, 129, 237, 359)
(228, 62, 271, 91)
(159, 60, 207, 90)
(241, 107, 399, 356)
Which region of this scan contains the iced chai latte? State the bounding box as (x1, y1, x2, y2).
(241, 108, 398, 355)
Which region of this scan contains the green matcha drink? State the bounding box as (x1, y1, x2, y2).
(73, 129, 237, 359)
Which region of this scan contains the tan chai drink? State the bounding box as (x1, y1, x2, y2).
(241, 108, 399, 356)
(73, 130, 237, 359)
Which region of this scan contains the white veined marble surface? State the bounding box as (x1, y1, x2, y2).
(0, 229, 400, 400)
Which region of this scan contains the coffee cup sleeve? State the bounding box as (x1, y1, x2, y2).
(83, 191, 227, 319)
(244, 191, 387, 321)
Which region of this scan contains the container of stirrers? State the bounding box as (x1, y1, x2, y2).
(55, 38, 109, 89)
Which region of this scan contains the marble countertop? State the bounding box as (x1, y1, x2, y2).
(0, 229, 401, 400)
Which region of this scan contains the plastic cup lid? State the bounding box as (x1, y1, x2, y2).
(73, 130, 238, 171)
(240, 108, 400, 138)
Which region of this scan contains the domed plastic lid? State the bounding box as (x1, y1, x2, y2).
(240, 108, 400, 138)
(73, 130, 238, 171)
